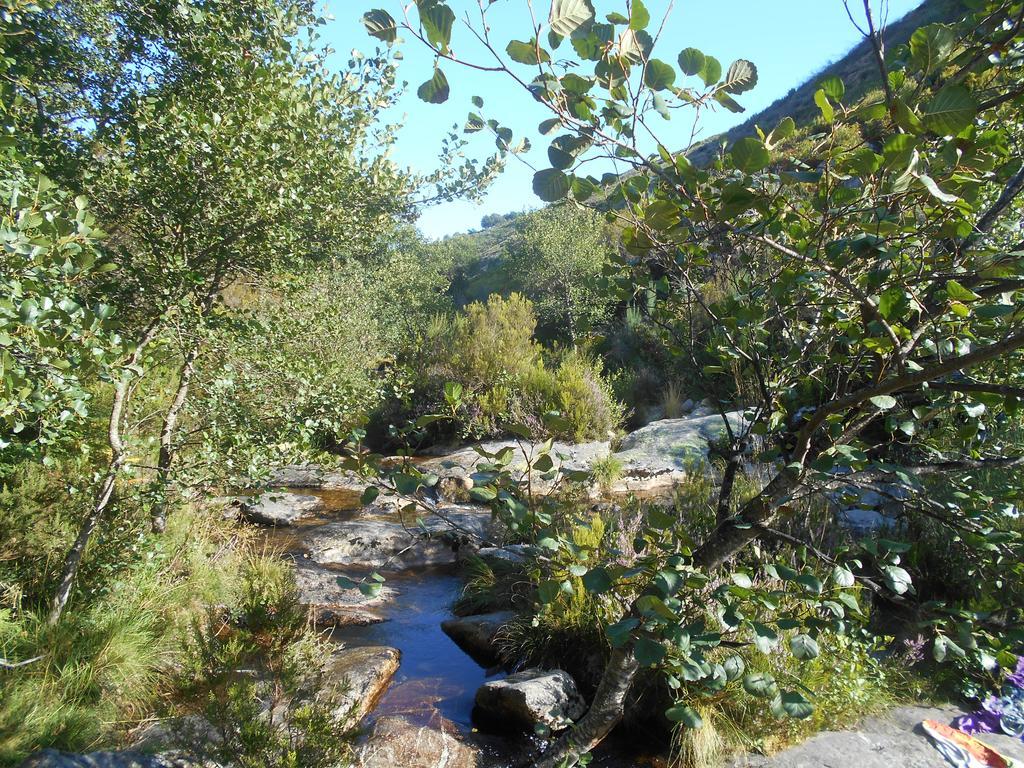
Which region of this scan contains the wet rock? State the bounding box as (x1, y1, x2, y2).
(357, 715, 479, 768)
(832, 484, 906, 535)
(290, 558, 392, 627)
(474, 669, 586, 732)
(304, 509, 493, 570)
(19, 751, 211, 768)
(325, 645, 401, 722)
(240, 492, 325, 526)
(441, 611, 514, 666)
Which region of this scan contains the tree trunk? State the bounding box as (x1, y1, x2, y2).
(150, 345, 199, 533)
(48, 325, 159, 625)
(530, 645, 640, 768)
(150, 273, 222, 534)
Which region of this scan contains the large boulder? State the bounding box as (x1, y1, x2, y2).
(19, 752, 209, 768)
(474, 669, 586, 732)
(304, 508, 493, 570)
(325, 645, 401, 722)
(356, 715, 479, 768)
(608, 410, 747, 493)
(289, 557, 392, 627)
(441, 611, 514, 666)
(240, 492, 325, 526)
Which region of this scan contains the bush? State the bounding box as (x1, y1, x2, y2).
(393, 294, 624, 444)
(175, 557, 357, 768)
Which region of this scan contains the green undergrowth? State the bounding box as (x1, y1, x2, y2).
(0, 461, 347, 767)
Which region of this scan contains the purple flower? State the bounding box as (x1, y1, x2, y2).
(955, 710, 1002, 734)
(1007, 656, 1024, 689)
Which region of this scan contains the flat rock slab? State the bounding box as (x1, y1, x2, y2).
(304, 509, 493, 569)
(357, 715, 480, 768)
(325, 645, 401, 722)
(474, 669, 586, 732)
(730, 705, 1024, 767)
(441, 611, 515, 666)
(290, 558, 393, 627)
(240, 492, 325, 526)
(19, 752, 209, 768)
(266, 465, 364, 491)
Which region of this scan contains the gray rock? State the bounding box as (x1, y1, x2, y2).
(304, 509, 493, 569)
(290, 558, 392, 627)
(19, 751, 210, 768)
(357, 715, 479, 768)
(325, 645, 401, 722)
(441, 611, 515, 666)
(476, 545, 535, 566)
(729, 705, 1024, 767)
(607, 411, 747, 494)
(474, 669, 586, 732)
(266, 464, 324, 488)
(240, 492, 325, 526)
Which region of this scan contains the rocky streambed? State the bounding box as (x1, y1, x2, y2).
(22, 405, 914, 767)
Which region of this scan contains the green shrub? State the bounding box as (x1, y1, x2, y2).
(398, 294, 624, 443)
(176, 557, 357, 768)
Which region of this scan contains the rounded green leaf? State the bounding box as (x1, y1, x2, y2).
(730, 137, 770, 173)
(533, 168, 570, 201)
(417, 68, 450, 104)
(678, 47, 705, 76)
(742, 672, 778, 699)
(922, 85, 978, 136)
(666, 704, 703, 728)
(723, 59, 758, 94)
(699, 56, 722, 87)
(644, 58, 676, 91)
(790, 633, 820, 661)
(549, 0, 594, 37)
(362, 9, 398, 42)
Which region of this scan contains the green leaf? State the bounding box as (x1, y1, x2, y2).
(360, 486, 380, 505)
(946, 279, 982, 302)
(814, 89, 834, 123)
(678, 48, 705, 76)
(917, 174, 959, 203)
(699, 56, 722, 87)
(533, 168, 570, 202)
(723, 60, 758, 94)
(790, 634, 820, 660)
(630, 0, 650, 30)
(731, 572, 753, 589)
(420, 4, 455, 52)
(634, 637, 666, 667)
(882, 565, 913, 595)
(417, 67, 450, 104)
(819, 75, 845, 102)
(581, 567, 614, 594)
(644, 59, 676, 91)
(469, 486, 497, 503)
(538, 579, 561, 603)
(743, 672, 778, 699)
(507, 39, 551, 65)
(922, 86, 978, 136)
(776, 690, 814, 719)
(549, 0, 594, 37)
(362, 10, 398, 42)
(933, 634, 966, 663)
(666, 704, 703, 728)
(731, 137, 770, 173)
(723, 655, 745, 681)
(869, 395, 897, 410)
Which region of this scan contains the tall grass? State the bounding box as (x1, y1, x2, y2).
(0, 463, 260, 766)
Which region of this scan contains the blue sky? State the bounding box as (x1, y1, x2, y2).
(324, 1, 922, 239)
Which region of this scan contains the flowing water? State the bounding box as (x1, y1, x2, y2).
(257, 486, 664, 767)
